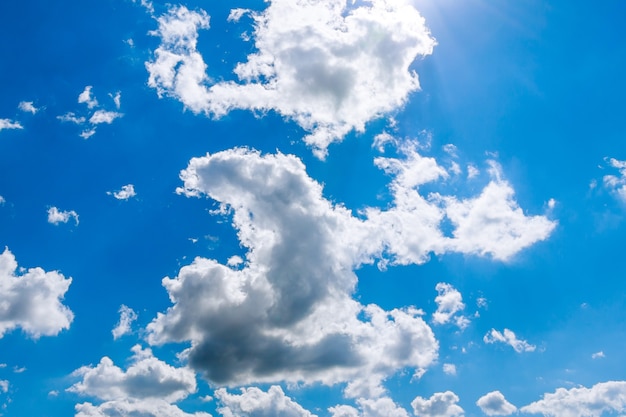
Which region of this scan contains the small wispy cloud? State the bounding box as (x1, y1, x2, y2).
(107, 184, 136, 200)
(484, 328, 536, 353)
(18, 101, 39, 114)
(0, 118, 23, 131)
(47, 207, 79, 225)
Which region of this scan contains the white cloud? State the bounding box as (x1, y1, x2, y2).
(483, 329, 535, 353)
(411, 391, 464, 417)
(107, 184, 136, 200)
(68, 345, 197, 403)
(89, 110, 123, 125)
(330, 397, 410, 417)
(476, 391, 517, 416)
(109, 92, 121, 109)
(0, 247, 73, 338)
(227, 8, 250, 23)
(365, 143, 556, 265)
(112, 305, 137, 340)
(75, 400, 210, 417)
(80, 128, 97, 139)
(0, 380, 8, 393)
(47, 206, 79, 225)
(78, 86, 99, 109)
(521, 381, 626, 417)
(146, 1, 436, 157)
(216, 385, 315, 417)
(0, 118, 23, 131)
(432, 283, 468, 329)
(57, 112, 86, 124)
(150, 148, 438, 397)
(592, 351, 605, 359)
(467, 164, 479, 179)
(602, 157, 626, 204)
(442, 363, 456, 376)
(18, 101, 39, 114)
(0, 195, 5, 205)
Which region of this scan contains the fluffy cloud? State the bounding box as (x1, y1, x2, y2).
(0, 380, 8, 393)
(107, 184, 136, 200)
(521, 381, 626, 417)
(47, 206, 79, 225)
(442, 364, 457, 376)
(483, 329, 535, 353)
(602, 157, 626, 203)
(0, 118, 22, 131)
(147, 144, 555, 397)
(68, 345, 196, 403)
(78, 86, 99, 109)
(18, 101, 39, 114)
(89, 110, 123, 125)
(476, 391, 517, 416)
(0, 247, 73, 338)
(411, 391, 464, 417)
(146, 0, 436, 157)
(149, 148, 438, 397)
(330, 397, 410, 417)
(75, 400, 210, 417)
(432, 283, 468, 329)
(365, 143, 555, 265)
(216, 385, 315, 417)
(112, 305, 137, 340)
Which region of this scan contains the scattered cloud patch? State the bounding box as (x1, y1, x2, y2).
(592, 351, 605, 359)
(0, 195, 5, 205)
(0, 380, 8, 394)
(330, 396, 410, 417)
(109, 92, 121, 109)
(411, 391, 464, 417)
(58, 112, 86, 124)
(78, 86, 99, 109)
(443, 363, 457, 376)
(216, 385, 315, 417)
(47, 207, 79, 225)
(483, 329, 535, 353)
(0, 247, 73, 338)
(521, 381, 626, 417)
(147, 1, 436, 157)
(112, 305, 137, 340)
(602, 157, 626, 204)
(432, 283, 469, 329)
(74, 400, 210, 417)
(107, 184, 136, 200)
(0, 118, 23, 131)
(69, 345, 197, 403)
(89, 110, 123, 125)
(18, 101, 39, 114)
(476, 391, 517, 416)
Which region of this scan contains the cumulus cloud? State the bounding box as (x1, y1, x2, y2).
(330, 397, 410, 417)
(483, 329, 535, 353)
(521, 381, 626, 417)
(147, 144, 555, 397)
(89, 110, 123, 125)
(47, 206, 79, 225)
(216, 385, 315, 417)
(18, 101, 39, 114)
(411, 391, 464, 417)
(365, 142, 556, 265)
(0, 247, 73, 338)
(107, 184, 136, 200)
(68, 345, 197, 403)
(75, 400, 210, 417)
(150, 148, 438, 397)
(0, 118, 23, 131)
(78, 86, 99, 109)
(476, 391, 517, 416)
(432, 283, 469, 329)
(602, 157, 626, 203)
(112, 305, 137, 340)
(146, 0, 436, 157)
(0, 380, 8, 393)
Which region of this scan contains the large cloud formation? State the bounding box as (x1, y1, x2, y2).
(0, 247, 73, 338)
(521, 381, 626, 417)
(146, 0, 436, 156)
(69, 345, 207, 417)
(146, 144, 554, 398)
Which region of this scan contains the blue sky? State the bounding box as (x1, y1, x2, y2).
(1, 0, 626, 416)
